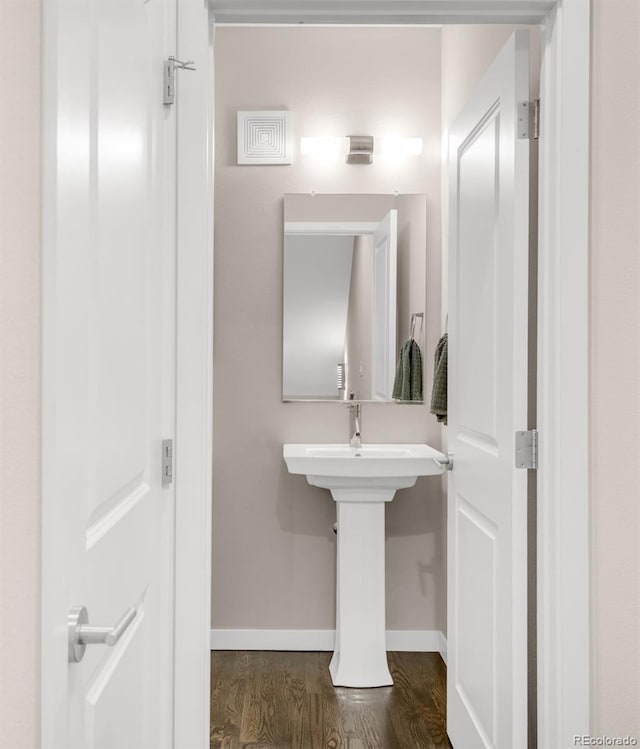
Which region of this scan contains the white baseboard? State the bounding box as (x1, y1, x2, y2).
(438, 630, 448, 665)
(211, 629, 336, 651)
(210, 628, 447, 661)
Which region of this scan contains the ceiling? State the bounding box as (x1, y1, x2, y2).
(208, 0, 553, 25)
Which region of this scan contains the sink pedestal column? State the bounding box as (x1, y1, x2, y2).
(329, 488, 396, 688)
(284, 444, 445, 687)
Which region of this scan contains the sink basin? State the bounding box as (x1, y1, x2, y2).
(283, 442, 448, 688)
(283, 443, 447, 492)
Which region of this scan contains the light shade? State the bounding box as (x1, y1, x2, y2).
(299, 136, 347, 161)
(379, 137, 423, 160)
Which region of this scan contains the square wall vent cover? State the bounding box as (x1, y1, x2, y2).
(237, 110, 293, 165)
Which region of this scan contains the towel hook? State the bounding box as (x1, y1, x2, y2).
(410, 312, 424, 340)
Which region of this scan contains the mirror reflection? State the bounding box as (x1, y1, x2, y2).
(283, 194, 427, 402)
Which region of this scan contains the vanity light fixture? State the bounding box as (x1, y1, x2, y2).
(299, 135, 423, 164)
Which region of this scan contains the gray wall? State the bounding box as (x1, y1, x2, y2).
(213, 26, 444, 632)
(590, 0, 640, 734)
(0, 1, 41, 746)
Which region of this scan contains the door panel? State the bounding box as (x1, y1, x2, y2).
(42, 0, 176, 746)
(447, 31, 531, 749)
(457, 115, 498, 443)
(456, 499, 497, 741)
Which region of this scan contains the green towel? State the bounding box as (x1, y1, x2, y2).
(392, 339, 423, 401)
(430, 334, 448, 424)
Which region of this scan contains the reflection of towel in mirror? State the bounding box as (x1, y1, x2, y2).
(430, 334, 448, 424)
(392, 339, 423, 401)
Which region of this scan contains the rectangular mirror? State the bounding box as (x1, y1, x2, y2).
(283, 193, 427, 402)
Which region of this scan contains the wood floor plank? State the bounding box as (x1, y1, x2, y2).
(387, 653, 452, 749)
(282, 657, 310, 748)
(211, 651, 451, 749)
(210, 652, 246, 749)
(239, 654, 278, 747)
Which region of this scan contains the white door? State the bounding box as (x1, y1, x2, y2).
(42, 1, 177, 747)
(447, 31, 531, 748)
(372, 210, 398, 400)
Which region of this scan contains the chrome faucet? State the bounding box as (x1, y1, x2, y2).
(348, 403, 362, 448)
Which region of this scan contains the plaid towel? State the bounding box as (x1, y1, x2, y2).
(430, 334, 448, 424)
(392, 339, 423, 401)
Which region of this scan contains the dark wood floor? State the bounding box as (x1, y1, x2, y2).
(211, 651, 452, 749)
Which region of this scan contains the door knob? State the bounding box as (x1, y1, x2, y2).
(68, 605, 137, 663)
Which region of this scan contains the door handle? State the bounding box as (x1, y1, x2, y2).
(68, 605, 137, 663)
(434, 453, 453, 471)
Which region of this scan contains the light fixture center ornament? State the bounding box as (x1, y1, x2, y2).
(346, 135, 374, 165)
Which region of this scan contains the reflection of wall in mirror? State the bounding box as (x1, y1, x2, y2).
(344, 235, 373, 399)
(283, 234, 354, 399)
(397, 194, 427, 381)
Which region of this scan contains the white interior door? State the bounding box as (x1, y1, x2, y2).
(447, 31, 531, 748)
(42, 1, 177, 747)
(372, 210, 397, 400)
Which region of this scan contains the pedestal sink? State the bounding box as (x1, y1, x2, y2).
(283, 443, 448, 688)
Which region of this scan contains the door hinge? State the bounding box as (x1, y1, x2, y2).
(517, 99, 540, 140)
(162, 439, 173, 486)
(515, 430, 538, 470)
(163, 57, 196, 106)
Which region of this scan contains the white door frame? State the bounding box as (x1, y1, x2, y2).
(197, 3, 589, 748)
(172, 1, 214, 747)
(534, 5, 590, 747)
(41, 1, 588, 747)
